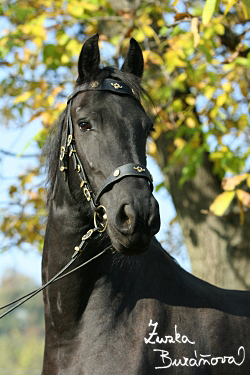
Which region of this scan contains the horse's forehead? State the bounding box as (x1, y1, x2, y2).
(72, 90, 143, 116)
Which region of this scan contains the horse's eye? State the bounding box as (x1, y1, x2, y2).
(79, 122, 91, 132)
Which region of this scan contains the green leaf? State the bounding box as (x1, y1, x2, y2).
(156, 182, 165, 192)
(210, 191, 235, 216)
(202, 0, 217, 25)
(235, 57, 248, 66)
(0, 46, 9, 59)
(242, 0, 250, 19)
(214, 118, 227, 133)
(199, 45, 212, 62)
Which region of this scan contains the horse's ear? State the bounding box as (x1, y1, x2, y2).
(121, 38, 144, 78)
(78, 34, 100, 82)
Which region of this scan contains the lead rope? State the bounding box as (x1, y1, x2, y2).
(0, 212, 110, 319)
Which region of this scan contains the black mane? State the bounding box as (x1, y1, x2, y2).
(44, 66, 147, 206)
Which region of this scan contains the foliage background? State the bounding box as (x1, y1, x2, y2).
(0, 270, 44, 373)
(0, 0, 250, 372)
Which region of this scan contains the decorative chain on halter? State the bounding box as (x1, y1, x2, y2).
(72, 205, 108, 258)
(60, 99, 97, 212)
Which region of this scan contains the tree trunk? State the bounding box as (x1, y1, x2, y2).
(155, 133, 250, 290)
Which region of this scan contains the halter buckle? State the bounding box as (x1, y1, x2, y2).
(83, 187, 92, 202)
(60, 166, 68, 172)
(67, 134, 74, 147)
(60, 146, 66, 161)
(94, 205, 108, 233)
(69, 149, 76, 157)
(82, 229, 94, 241)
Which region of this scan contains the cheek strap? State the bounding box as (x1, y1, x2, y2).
(94, 163, 153, 205)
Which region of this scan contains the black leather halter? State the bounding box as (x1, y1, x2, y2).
(60, 78, 153, 211)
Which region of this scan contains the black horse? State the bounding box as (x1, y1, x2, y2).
(42, 34, 250, 375)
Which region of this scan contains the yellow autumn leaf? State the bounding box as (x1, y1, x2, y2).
(147, 141, 157, 157)
(33, 37, 43, 47)
(66, 39, 82, 55)
(209, 191, 235, 216)
(41, 112, 53, 125)
(247, 174, 250, 188)
(202, 0, 217, 25)
(224, 0, 237, 15)
(186, 117, 196, 128)
(47, 95, 54, 106)
(204, 86, 216, 99)
(82, 2, 99, 11)
(67, 4, 84, 18)
(216, 93, 227, 107)
(172, 0, 180, 5)
(61, 54, 70, 64)
(239, 81, 248, 97)
(213, 22, 225, 35)
(174, 138, 187, 149)
(157, 19, 165, 27)
(176, 72, 187, 82)
(186, 97, 196, 106)
(222, 174, 248, 191)
(51, 86, 63, 97)
(236, 189, 250, 208)
(142, 25, 155, 38)
(14, 91, 33, 104)
(191, 17, 200, 48)
(143, 50, 163, 65)
(210, 107, 219, 118)
(151, 123, 164, 140)
(133, 29, 144, 43)
(222, 82, 231, 92)
(56, 102, 66, 111)
(238, 114, 248, 130)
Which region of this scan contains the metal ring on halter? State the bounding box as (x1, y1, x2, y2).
(94, 205, 108, 233)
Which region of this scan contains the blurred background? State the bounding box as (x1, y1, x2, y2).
(0, 0, 250, 373)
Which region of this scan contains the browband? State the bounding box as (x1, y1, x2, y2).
(67, 78, 137, 103)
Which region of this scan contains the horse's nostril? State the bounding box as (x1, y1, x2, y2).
(116, 204, 135, 234)
(124, 205, 134, 226)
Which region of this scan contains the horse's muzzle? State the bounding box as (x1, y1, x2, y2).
(104, 182, 160, 255)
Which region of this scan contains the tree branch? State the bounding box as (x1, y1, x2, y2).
(0, 149, 40, 158)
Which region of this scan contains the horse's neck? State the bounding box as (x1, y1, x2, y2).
(43, 172, 174, 321)
(46, 170, 92, 244)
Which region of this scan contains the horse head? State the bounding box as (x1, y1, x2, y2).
(64, 34, 160, 255)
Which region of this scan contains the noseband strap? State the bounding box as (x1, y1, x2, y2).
(60, 78, 153, 210)
(95, 163, 153, 205)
